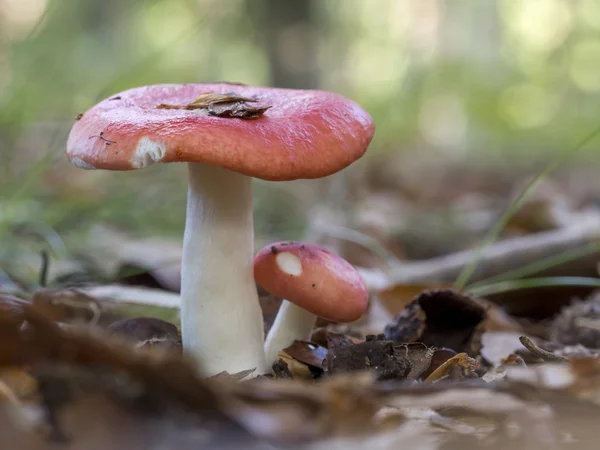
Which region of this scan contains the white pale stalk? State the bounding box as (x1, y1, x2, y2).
(264, 300, 317, 367)
(181, 163, 267, 376)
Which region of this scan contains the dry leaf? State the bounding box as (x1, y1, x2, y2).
(155, 92, 271, 119)
(376, 283, 448, 316)
(208, 101, 271, 119)
(282, 341, 327, 369)
(208, 368, 256, 383)
(277, 352, 313, 380)
(395, 343, 435, 379)
(424, 353, 479, 383)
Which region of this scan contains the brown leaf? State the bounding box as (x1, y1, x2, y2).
(424, 353, 479, 383)
(282, 340, 327, 369)
(208, 368, 256, 383)
(385, 289, 487, 356)
(155, 91, 271, 120)
(276, 352, 313, 380)
(0, 302, 219, 412)
(188, 92, 257, 108)
(394, 343, 435, 380)
(208, 101, 271, 119)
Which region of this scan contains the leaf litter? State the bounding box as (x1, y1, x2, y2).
(4, 165, 600, 448)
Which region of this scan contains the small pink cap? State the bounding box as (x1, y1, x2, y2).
(67, 83, 374, 181)
(253, 241, 368, 322)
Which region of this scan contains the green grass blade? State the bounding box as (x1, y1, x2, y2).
(468, 276, 600, 297)
(466, 241, 600, 290)
(453, 124, 600, 290)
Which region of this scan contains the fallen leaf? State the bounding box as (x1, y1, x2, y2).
(208, 101, 271, 119)
(394, 343, 435, 380)
(420, 348, 457, 380)
(282, 341, 327, 369)
(424, 353, 479, 383)
(208, 368, 256, 383)
(385, 289, 486, 356)
(155, 92, 271, 120)
(277, 352, 313, 380)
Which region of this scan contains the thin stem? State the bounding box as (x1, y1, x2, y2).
(454, 124, 600, 290)
(467, 276, 600, 297)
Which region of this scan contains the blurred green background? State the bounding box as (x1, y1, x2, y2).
(2, 0, 600, 283)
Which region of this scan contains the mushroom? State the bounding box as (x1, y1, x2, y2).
(254, 241, 369, 367)
(66, 83, 374, 376)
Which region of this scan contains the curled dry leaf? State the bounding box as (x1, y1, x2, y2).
(208, 101, 271, 119)
(277, 351, 314, 380)
(155, 91, 271, 120)
(424, 353, 480, 383)
(282, 340, 328, 369)
(385, 289, 486, 356)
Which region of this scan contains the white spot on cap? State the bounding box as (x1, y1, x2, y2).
(276, 252, 302, 276)
(71, 157, 96, 170)
(131, 137, 166, 169)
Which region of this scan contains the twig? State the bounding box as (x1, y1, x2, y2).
(358, 216, 600, 291)
(519, 336, 567, 362)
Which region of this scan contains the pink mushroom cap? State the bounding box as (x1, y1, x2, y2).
(67, 83, 375, 181)
(253, 241, 369, 323)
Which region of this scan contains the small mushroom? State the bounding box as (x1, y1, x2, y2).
(254, 241, 369, 368)
(66, 84, 374, 376)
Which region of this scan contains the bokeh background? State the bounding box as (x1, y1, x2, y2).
(2, 0, 600, 285)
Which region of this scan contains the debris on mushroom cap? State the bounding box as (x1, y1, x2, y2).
(66, 83, 375, 180)
(253, 241, 369, 323)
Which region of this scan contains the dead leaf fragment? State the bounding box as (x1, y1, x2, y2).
(282, 340, 327, 369)
(208, 368, 256, 383)
(208, 101, 271, 119)
(155, 91, 271, 119)
(424, 353, 480, 383)
(395, 343, 435, 380)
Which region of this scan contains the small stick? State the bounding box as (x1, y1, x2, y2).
(519, 336, 567, 362)
(358, 216, 600, 290)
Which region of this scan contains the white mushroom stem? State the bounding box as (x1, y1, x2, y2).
(181, 163, 267, 376)
(264, 300, 317, 367)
